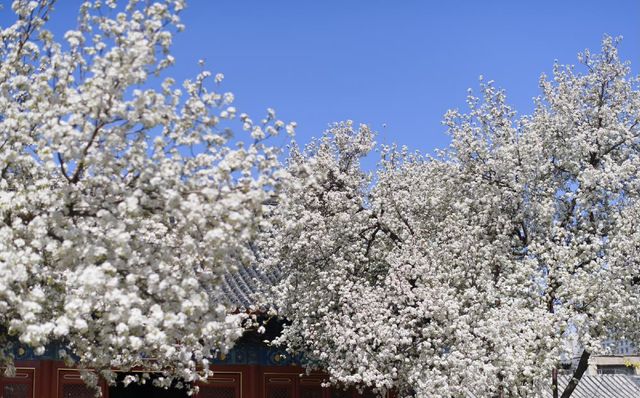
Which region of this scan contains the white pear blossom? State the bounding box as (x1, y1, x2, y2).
(262, 37, 640, 398)
(0, 0, 289, 391)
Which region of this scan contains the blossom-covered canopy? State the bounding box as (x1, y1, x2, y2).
(262, 37, 640, 398)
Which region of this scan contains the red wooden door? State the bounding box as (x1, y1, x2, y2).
(197, 372, 242, 398)
(264, 373, 296, 398)
(263, 372, 331, 398)
(56, 369, 106, 398)
(299, 375, 325, 398)
(0, 368, 35, 398)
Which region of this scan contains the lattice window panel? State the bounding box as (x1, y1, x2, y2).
(197, 386, 237, 398)
(268, 387, 292, 398)
(300, 387, 323, 398)
(332, 389, 352, 398)
(3, 384, 30, 398)
(62, 384, 95, 398)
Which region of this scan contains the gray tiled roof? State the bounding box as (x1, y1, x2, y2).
(220, 264, 281, 308)
(549, 375, 640, 398)
(463, 375, 640, 398)
(468, 376, 640, 398)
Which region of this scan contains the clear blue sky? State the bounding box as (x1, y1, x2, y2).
(6, 1, 640, 155)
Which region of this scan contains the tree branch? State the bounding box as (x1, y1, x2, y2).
(56, 152, 71, 182)
(71, 121, 105, 183)
(560, 350, 590, 398)
(552, 368, 558, 398)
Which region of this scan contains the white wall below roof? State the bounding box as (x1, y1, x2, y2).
(587, 355, 640, 375)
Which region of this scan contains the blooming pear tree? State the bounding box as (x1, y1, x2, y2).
(262, 37, 640, 398)
(0, 0, 293, 389)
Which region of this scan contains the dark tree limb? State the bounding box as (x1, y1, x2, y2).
(560, 350, 590, 398)
(552, 368, 558, 398)
(56, 152, 71, 182)
(71, 121, 105, 183)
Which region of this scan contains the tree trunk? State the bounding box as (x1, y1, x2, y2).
(560, 350, 590, 398)
(552, 368, 558, 398)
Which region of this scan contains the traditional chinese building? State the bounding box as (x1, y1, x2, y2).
(1, 266, 378, 398)
(3, 265, 640, 397)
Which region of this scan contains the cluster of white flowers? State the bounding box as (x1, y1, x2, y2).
(2, 2, 638, 397)
(0, 0, 293, 390)
(261, 37, 640, 397)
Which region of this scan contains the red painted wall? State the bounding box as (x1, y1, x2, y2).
(2, 360, 381, 398)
